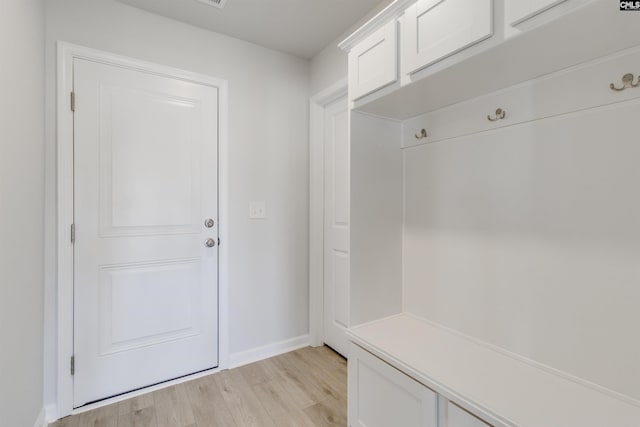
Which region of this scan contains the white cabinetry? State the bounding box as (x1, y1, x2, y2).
(506, 0, 567, 25)
(348, 314, 640, 427)
(445, 403, 491, 427)
(343, 3, 640, 427)
(349, 343, 438, 427)
(349, 342, 494, 427)
(505, 0, 590, 31)
(348, 20, 398, 101)
(402, 0, 493, 75)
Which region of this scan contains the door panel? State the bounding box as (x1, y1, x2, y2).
(403, 0, 493, 74)
(73, 58, 219, 406)
(446, 402, 491, 427)
(506, 0, 568, 26)
(349, 344, 438, 427)
(348, 19, 398, 100)
(98, 259, 201, 355)
(331, 251, 349, 328)
(101, 85, 201, 234)
(323, 95, 350, 357)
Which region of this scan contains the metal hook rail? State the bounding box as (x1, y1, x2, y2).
(488, 108, 506, 122)
(610, 73, 639, 91)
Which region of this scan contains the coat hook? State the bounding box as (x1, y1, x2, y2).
(488, 108, 506, 122)
(610, 73, 639, 91)
(414, 128, 428, 139)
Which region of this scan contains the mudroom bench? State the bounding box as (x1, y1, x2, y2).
(348, 314, 640, 427)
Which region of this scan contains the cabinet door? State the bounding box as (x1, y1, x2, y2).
(348, 20, 397, 100)
(402, 0, 493, 75)
(506, 0, 568, 26)
(446, 402, 492, 427)
(348, 344, 438, 427)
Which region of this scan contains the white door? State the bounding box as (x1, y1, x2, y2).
(323, 95, 350, 357)
(73, 58, 219, 406)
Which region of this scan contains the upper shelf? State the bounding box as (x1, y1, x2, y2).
(346, 0, 640, 120)
(349, 313, 640, 427)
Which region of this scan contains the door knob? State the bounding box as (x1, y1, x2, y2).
(205, 238, 216, 248)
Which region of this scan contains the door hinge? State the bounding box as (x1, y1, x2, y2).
(70, 92, 76, 112)
(71, 223, 75, 244)
(70, 355, 75, 375)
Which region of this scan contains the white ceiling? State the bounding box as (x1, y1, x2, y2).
(117, 0, 387, 59)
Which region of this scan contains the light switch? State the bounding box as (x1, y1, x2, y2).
(249, 201, 266, 219)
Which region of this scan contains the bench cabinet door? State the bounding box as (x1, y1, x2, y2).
(348, 343, 438, 427)
(446, 402, 492, 427)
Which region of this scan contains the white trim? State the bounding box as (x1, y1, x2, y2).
(56, 41, 75, 418)
(44, 405, 57, 425)
(33, 407, 47, 427)
(228, 335, 311, 369)
(338, 0, 415, 52)
(217, 65, 230, 373)
(308, 79, 348, 348)
(55, 41, 230, 418)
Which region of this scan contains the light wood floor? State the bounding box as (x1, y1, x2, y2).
(51, 346, 347, 427)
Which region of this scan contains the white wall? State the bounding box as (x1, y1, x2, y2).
(402, 65, 640, 400)
(350, 112, 403, 326)
(0, 0, 45, 425)
(44, 0, 310, 411)
(310, 42, 348, 96)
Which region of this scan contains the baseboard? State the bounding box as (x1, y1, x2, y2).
(44, 404, 58, 425)
(33, 407, 47, 427)
(228, 334, 310, 369)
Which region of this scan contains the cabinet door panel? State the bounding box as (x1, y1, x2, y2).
(447, 402, 491, 427)
(349, 344, 437, 427)
(349, 20, 397, 100)
(506, 0, 568, 26)
(403, 0, 493, 75)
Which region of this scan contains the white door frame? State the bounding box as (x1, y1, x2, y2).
(56, 42, 230, 417)
(308, 79, 348, 347)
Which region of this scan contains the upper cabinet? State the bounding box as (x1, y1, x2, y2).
(340, 0, 604, 112)
(341, 0, 495, 104)
(504, 0, 592, 34)
(348, 20, 398, 101)
(506, 0, 568, 25)
(402, 0, 493, 75)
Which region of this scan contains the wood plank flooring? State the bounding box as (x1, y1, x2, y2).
(50, 346, 347, 427)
